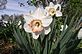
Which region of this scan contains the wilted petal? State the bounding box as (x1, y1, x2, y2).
(42, 16, 53, 27)
(24, 23, 32, 33)
(56, 11, 62, 17)
(78, 29, 82, 39)
(32, 33, 40, 39)
(44, 27, 51, 35)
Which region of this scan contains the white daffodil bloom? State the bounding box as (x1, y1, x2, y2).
(78, 28, 82, 39)
(45, 2, 62, 17)
(24, 8, 53, 39)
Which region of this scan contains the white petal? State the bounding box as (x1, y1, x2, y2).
(49, 2, 55, 7)
(45, 7, 52, 16)
(24, 14, 33, 23)
(45, 2, 55, 12)
(45, 7, 50, 12)
(0, 16, 2, 20)
(60, 25, 64, 31)
(54, 4, 61, 11)
(56, 11, 62, 17)
(32, 8, 46, 19)
(18, 21, 21, 25)
(44, 27, 51, 35)
(78, 29, 82, 39)
(3, 20, 8, 23)
(32, 33, 40, 39)
(60, 25, 68, 31)
(66, 25, 68, 29)
(24, 23, 32, 33)
(42, 16, 53, 27)
(18, 20, 22, 29)
(19, 25, 22, 29)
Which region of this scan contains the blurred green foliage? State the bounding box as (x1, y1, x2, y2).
(0, 0, 82, 54)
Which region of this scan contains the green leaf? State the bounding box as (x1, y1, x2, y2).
(13, 27, 32, 54)
(43, 38, 48, 54)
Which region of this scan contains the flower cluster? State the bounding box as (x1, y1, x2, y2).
(23, 2, 62, 39)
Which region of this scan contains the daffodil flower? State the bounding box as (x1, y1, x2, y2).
(45, 2, 62, 17)
(24, 8, 53, 39)
(78, 28, 82, 39)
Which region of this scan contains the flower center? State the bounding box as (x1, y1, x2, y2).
(32, 20, 42, 27)
(35, 22, 39, 26)
(48, 8, 55, 16)
(28, 19, 43, 33)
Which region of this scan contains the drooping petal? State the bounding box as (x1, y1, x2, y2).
(44, 27, 51, 35)
(42, 16, 53, 27)
(24, 23, 32, 33)
(78, 28, 82, 39)
(56, 11, 62, 17)
(32, 33, 40, 39)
